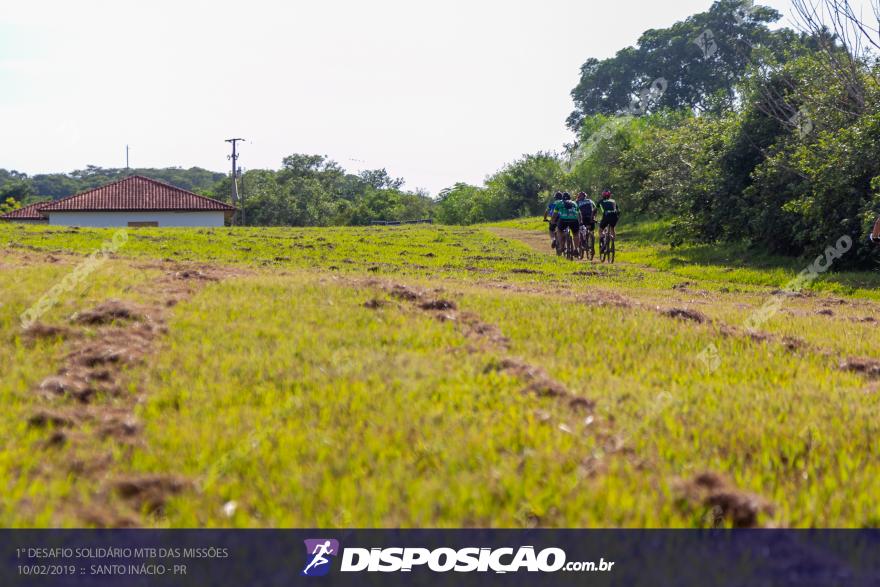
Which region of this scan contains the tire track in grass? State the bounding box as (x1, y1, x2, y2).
(374, 281, 596, 408)
(472, 278, 832, 371)
(363, 279, 778, 526)
(362, 279, 600, 418)
(23, 261, 246, 526)
(488, 226, 880, 380)
(383, 233, 866, 526)
(362, 276, 784, 527)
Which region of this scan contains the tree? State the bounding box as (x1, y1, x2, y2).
(486, 153, 564, 217)
(226, 156, 432, 226)
(567, 1, 789, 130)
(0, 197, 20, 214)
(358, 169, 404, 190)
(0, 179, 35, 203)
(435, 183, 495, 225)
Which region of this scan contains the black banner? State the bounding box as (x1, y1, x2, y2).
(3, 530, 880, 586)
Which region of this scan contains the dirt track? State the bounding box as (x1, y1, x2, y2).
(486, 227, 554, 254)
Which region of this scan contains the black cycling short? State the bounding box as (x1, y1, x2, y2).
(557, 218, 580, 233)
(582, 220, 596, 232)
(600, 213, 619, 229)
(548, 222, 557, 232)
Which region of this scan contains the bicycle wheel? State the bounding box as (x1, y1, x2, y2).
(577, 227, 586, 259)
(609, 236, 615, 263)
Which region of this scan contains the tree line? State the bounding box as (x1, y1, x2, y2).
(215, 155, 433, 226)
(0, 161, 432, 226)
(0, 166, 224, 204)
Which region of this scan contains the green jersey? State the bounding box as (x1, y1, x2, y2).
(554, 200, 580, 221)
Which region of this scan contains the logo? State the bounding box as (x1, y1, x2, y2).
(302, 539, 339, 577)
(339, 546, 568, 573)
(623, 77, 667, 116)
(693, 29, 718, 59)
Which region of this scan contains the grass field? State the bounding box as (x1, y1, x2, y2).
(1, 219, 879, 528)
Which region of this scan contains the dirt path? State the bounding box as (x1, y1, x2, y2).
(486, 226, 554, 254)
(486, 226, 658, 272)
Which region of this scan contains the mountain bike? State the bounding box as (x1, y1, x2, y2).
(556, 226, 577, 260)
(579, 224, 595, 261)
(599, 227, 615, 263)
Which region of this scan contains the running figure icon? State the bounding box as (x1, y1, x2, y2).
(302, 540, 338, 576)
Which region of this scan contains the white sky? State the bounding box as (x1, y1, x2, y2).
(0, 1, 869, 194)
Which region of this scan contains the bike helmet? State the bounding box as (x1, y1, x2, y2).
(577, 191, 587, 200)
(602, 190, 612, 198)
(562, 192, 571, 201)
(554, 191, 563, 200)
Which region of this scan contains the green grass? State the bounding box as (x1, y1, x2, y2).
(1, 218, 879, 527)
(0, 221, 671, 294)
(131, 275, 604, 526)
(621, 219, 880, 297)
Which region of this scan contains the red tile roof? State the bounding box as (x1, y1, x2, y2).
(0, 200, 50, 220)
(35, 175, 236, 213)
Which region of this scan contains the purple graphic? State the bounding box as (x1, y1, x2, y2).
(301, 539, 339, 576)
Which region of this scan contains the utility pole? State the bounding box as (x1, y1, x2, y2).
(238, 166, 246, 226)
(225, 138, 244, 225)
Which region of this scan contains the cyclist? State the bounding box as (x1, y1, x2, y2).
(551, 192, 582, 256)
(543, 191, 564, 249)
(598, 190, 620, 243)
(576, 191, 597, 249)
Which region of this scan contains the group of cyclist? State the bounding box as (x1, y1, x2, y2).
(543, 189, 620, 259)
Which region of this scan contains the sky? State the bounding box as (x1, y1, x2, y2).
(0, 0, 872, 194)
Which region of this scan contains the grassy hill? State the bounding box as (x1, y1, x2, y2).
(1, 220, 879, 527)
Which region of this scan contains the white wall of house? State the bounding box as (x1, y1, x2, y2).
(47, 211, 226, 227)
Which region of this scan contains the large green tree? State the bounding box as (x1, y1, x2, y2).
(567, 1, 794, 130)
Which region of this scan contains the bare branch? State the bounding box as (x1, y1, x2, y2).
(791, 0, 869, 116)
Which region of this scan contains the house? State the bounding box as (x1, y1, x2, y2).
(0, 175, 236, 227)
(1, 201, 51, 223)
